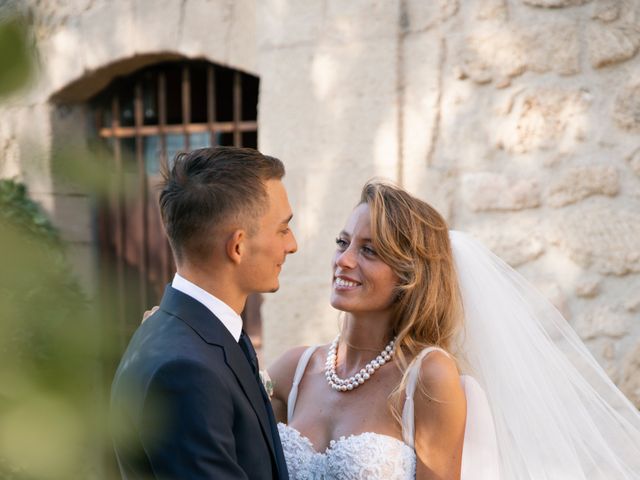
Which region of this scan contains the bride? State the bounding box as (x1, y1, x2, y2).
(267, 179, 640, 479)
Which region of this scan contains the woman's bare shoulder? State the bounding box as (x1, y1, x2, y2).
(267, 345, 316, 402)
(416, 349, 461, 395)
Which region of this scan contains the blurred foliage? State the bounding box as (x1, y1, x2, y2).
(0, 9, 119, 480)
(0, 12, 35, 98)
(0, 178, 105, 480)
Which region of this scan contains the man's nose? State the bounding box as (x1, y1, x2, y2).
(287, 230, 298, 254)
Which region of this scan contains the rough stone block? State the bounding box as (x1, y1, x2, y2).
(624, 290, 640, 312)
(522, 0, 589, 7)
(475, 0, 508, 21)
(627, 147, 640, 177)
(574, 306, 630, 340)
(474, 228, 545, 267)
(404, 0, 459, 32)
(614, 79, 640, 132)
(588, 23, 640, 68)
(620, 341, 640, 408)
(546, 165, 619, 207)
(495, 88, 591, 154)
(551, 199, 640, 275)
(575, 276, 601, 298)
(592, 0, 622, 22)
(462, 172, 541, 211)
(455, 22, 579, 85)
(515, 23, 581, 77)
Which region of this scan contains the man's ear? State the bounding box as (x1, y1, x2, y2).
(226, 229, 245, 265)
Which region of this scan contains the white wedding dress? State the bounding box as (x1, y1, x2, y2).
(278, 345, 500, 480)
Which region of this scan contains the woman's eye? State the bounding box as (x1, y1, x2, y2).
(362, 246, 377, 256)
(335, 237, 348, 249)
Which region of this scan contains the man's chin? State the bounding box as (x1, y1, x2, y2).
(258, 281, 279, 293)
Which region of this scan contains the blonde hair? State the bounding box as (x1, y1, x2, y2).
(358, 179, 463, 423)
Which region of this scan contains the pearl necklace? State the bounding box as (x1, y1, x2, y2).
(325, 335, 396, 392)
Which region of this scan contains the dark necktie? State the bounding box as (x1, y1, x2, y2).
(238, 330, 259, 378)
(237, 330, 289, 479)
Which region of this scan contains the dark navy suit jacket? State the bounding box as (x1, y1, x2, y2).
(111, 285, 288, 479)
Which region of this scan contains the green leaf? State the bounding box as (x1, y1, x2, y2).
(0, 16, 35, 97)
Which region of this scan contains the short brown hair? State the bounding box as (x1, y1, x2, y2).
(159, 146, 285, 263)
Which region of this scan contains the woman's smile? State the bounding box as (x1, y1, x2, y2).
(333, 275, 362, 291)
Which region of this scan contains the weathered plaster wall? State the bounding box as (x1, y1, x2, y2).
(0, 0, 258, 291)
(259, 0, 640, 407)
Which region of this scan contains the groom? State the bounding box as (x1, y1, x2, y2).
(111, 147, 296, 479)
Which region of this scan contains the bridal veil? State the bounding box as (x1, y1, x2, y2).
(449, 231, 640, 479)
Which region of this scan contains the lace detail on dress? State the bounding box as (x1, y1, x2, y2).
(278, 423, 415, 480)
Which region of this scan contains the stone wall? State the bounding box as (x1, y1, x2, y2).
(258, 0, 640, 407)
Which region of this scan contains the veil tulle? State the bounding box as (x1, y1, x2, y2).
(449, 230, 640, 479)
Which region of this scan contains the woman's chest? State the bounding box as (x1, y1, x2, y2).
(289, 372, 404, 451)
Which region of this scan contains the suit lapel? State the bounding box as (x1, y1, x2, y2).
(158, 286, 277, 460)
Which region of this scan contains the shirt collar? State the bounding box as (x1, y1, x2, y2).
(171, 273, 243, 342)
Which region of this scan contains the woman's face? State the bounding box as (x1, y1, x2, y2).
(330, 203, 400, 315)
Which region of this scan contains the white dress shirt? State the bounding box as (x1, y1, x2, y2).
(172, 273, 243, 342)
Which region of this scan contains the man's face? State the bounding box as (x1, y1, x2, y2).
(240, 179, 297, 293)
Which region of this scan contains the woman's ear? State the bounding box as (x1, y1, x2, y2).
(226, 229, 245, 265)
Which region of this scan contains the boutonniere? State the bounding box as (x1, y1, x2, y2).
(259, 369, 274, 398)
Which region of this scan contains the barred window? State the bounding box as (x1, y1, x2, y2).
(92, 60, 262, 348)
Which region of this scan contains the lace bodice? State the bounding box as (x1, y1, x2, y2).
(278, 423, 415, 480)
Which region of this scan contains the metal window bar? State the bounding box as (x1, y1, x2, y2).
(158, 72, 173, 286)
(134, 81, 149, 312)
(111, 94, 126, 345)
(207, 65, 217, 146)
(233, 72, 242, 147)
(182, 66, 191, 151)
(98, 121, 257, 138)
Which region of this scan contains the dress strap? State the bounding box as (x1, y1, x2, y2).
(401, 346, 451, 448)
(286, 346, 318, 422)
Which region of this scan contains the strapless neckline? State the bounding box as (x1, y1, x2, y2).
(278, 422, 416, 479)
(277, 422, 413, 455)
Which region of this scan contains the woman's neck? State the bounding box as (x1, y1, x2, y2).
(336, 312, 394, 375)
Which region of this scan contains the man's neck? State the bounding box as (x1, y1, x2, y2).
(176, 266, 247, 315)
